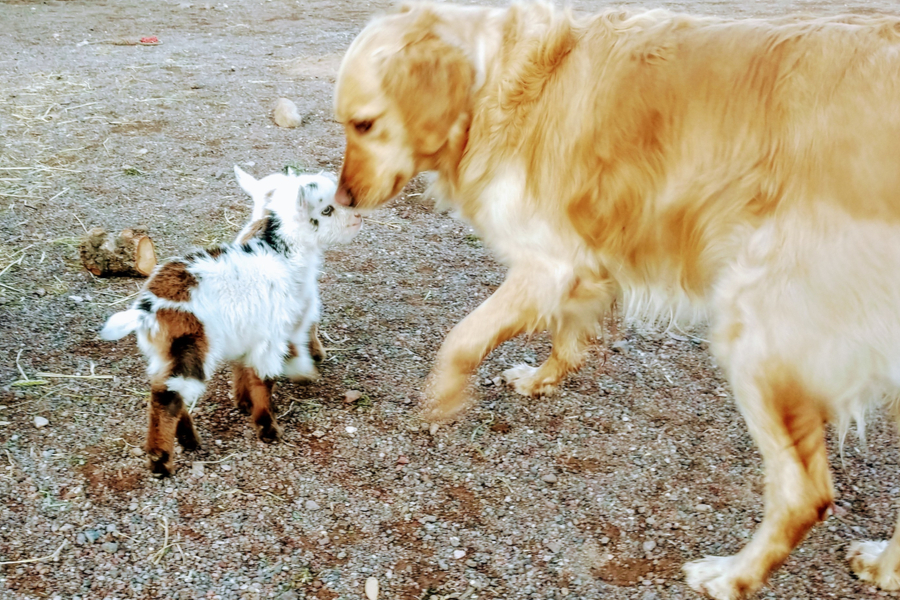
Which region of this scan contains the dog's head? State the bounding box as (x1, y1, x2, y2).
(234, 166, 362, 248)
(333, 3, 475, 208)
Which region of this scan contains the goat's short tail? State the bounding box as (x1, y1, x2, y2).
(100, 309, 144, 340)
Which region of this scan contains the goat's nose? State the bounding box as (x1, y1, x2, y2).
(335, 185, 355, 207)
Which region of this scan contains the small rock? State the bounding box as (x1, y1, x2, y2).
(600, 536, 610, 545)
(453, 549, 466, 559)
(422, 515, 438, 523)
(449, 536, 460, 547)
(102, 541, 118, 553)
(35, 287, 47, 297)
(305, 500, 320, 511)
(561, 588, 570, 597)
(75, 532, 86, 545)
(642, 540, 657, 553)
(491, 376, 503, 386)
(312, 430, 325, 438)
(545, 540, 562, 553)
(106, 524, 116, 533)
(365, 577, 379, 600)
(191, 462, 204, 477)
(273, 98, 302, 128)
(34, 416, 49, 428)
(68, 295, 84, 303)
(344, 390, 363, 403)
(465, 559, 477, 567)
(429, 423, 440, 435)
(345, 426, 358, 434)
(136, 148, 148, 155)
(85, 530, 101, 543)
(611, 340, 631, 354)
(221, 464, 232, 471)
(397, 455, 409, 465)
(130, 446, 144, 457)
(280, 592, 298, 600)
(483, 378, 493, 386)
(696, 504, 712, 512)
(541, 473, 558, 484)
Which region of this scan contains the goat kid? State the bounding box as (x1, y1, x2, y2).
(101, 167, 362, 476)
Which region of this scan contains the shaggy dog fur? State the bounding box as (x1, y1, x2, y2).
(102, 168, 361, 476)
(332, 2, 900, 598)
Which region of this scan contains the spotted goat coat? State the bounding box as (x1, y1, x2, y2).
(101, 167, 362, 475)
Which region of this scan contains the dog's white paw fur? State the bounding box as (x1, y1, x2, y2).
(502, 364, 558, 397)
(848, 540, 900, 590)
(684, 556, 756, 600)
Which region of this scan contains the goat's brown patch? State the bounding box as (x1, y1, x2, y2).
(237, 217, 269, 244)
(148, 261, 197, 302)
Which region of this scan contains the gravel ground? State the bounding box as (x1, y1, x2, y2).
(2, 1, 900, 599)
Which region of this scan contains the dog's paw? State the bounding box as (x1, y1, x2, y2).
(502, 364, 558, 397)
(684, 556, 757, 600)
(848, 540, 900, 590)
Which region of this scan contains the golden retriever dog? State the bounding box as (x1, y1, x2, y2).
(333, 2, 900, 598)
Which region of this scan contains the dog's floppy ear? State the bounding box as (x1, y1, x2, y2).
(383, 32, 473, 155)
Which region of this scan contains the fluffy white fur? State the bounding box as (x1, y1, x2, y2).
(103, 167, 361, 402)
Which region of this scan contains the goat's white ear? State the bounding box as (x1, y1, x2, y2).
(233, 165, 258, 196)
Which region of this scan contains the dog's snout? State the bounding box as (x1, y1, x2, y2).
(335, 184, 355, 208)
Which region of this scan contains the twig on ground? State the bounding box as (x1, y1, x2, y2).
(46, 188, 69, 203)
(0, 540, 68, 566)
(151, 516, 171, 565)
(71, 212, 88, 234)
(14, 349, 30, 381)
(194, 452, 241, 465)
(278, 401, 295, 419)
(365, 218, 402, 231)
(35, 372, 114, 380)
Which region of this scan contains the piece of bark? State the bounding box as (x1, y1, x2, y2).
(80, 227, 157, 277)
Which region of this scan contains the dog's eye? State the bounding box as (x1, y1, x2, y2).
(353, 120, 374, 134)
(321, 206, 334, 216)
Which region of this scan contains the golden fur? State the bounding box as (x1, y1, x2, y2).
(334, 2, 900, 597)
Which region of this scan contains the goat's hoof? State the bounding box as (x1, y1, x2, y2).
(254, 415, 283, 444)
(146, 450, 175, 477)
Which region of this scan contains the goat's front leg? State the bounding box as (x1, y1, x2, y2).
(421, 265, 563, 423)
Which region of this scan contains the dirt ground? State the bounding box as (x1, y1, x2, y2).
(2, 1, 900, 599)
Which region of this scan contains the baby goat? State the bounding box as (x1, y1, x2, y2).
(101, 167, 362, 476)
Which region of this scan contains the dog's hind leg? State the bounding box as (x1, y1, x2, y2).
(684, 371, 833, 600)
(847, 408, 900, 589)
(504, 275, 616, 397)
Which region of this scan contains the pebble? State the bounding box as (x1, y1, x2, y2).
(344, 390, 363, 403)
(345, 426, 358, 434)
(191, 462, 205, 477)
(273, 98, 302, 128)
(85, 530, 101, 543)
(75, 532, 86, 545)
(453, 549, 466, 559)
(642, 540, 657, 553)
(35, 287, 47, 297)
(221, 464, 232, 471)
(305, 500, 320, 511)
(449, 536, 460, 547)
(397, 455, 409, 465)
(68, 295, 84, 303)
(491, 376, 503, 386)
(102, 541, 118, 553)
(600, 536, 610, 545)
(545, 540, 562, 553)
(541, 473, 558, 484)
(696, 504, 712, 512)
(312, 430, 326, 438)
(130, 446, 144, 457)
(365, 577, 379, 600)
(34, 416, 49, 428)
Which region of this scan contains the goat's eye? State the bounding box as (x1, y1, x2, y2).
(321, 205, 334, 216)
(353, 120, 373, 134)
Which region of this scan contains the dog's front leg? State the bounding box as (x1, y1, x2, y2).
(420, 267, 548, 423)
(504, 275, 616, 397)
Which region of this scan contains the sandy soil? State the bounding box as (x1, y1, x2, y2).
(2, 1, 900, 599)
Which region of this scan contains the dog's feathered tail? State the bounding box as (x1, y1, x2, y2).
(100, 309, 144, 341)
